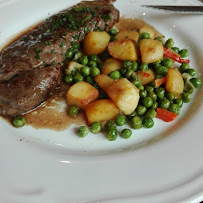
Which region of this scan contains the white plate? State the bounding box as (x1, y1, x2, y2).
(0, 0, 203, 202)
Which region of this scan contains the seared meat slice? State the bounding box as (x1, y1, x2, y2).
(0, 1, 119, 116)
(0, 66, 60, 116)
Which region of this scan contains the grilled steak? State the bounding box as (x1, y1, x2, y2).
(0, 0, 119, 116)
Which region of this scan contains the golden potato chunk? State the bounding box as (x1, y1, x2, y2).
(116, 30, 139, 42)
(83, 31, 110, 55)
(106, 78, 140, 115)
(65, 61, 83, 75)
(108, 40, 139, 61)
(139, 25, 155, 39)
(140, 39, 163, 64)
(66, 81, 99, 109)
(102, 58, 123, 75)
(135, 69, 156, 85)
(94, 74, 114, 91)
(165, 68, 184, 94)
(85, 99, 120, 124)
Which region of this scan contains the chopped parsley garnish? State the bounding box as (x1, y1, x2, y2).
(60, 41, 65, 47)
(50, 49, 55, 53)
(81, 14, 92, 24)
(34, 48, 42, 60)
(45, 41, 52, 45)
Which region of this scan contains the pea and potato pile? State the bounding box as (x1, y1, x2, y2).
(13, 23, 202, 141)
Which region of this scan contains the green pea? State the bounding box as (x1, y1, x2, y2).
(139, 63, 148, 71)
(153, 63, 162, 70)
(148, 91, 157, 101)
(79, 55, 88, 65)
(131, 116, 142, 129)
(184, 83, 194, 94)
(171, 47, 180, 54)
(190, 78, 202, 88)
(127, 110, 137, 121)
(89, 54, 98, 62)
(121, 129, 132, 139)
(155, 87, 165, 99)
(155, 66, 168, 77)
(159, 98, 170, 109)
(180, 63, 190, 73)
(88, 60, 97, 67)
(168, 104, 180, 115)
(80, 66, 90, 77)
(115, 114, 126, 126)
(64, 74, 73, 84)
(125, 69, 134, 79)
(143, 116, 154, 128)
(165, 38, 174, 48)
(166, 92, 175, 101)
(140, 90, 147, 98)
(131, 61, 138, 71)
(181, 92, 192, 103)
(91, 67, 100, 77)
(136, 105, 147, 115)
(120, 68, 127, 75)
(90, 122, 103, 134)
(162, 58, 173, 68)
(185, 69, 196, 77)
(179, 49, 189, 58)
(77, 126, 89, 138)
(151, 101, 158, 110)
(13, 116, 26, 128)
(145, 108, 156, 119)
(110, 70, 121, 80)
(142, 97, 153, 108)
(174, 98, 183, 108)
(106, 129, 117, 141)
(65, 49, 74, 59)
(131, 79, 141, 86)
(85, 76, 94, 85)
(145, 86, 154, 93)
(140, 32, 150, 39)
(124, 60, 132, 69)
(154, 36, 162, 44)
(71, 42, 80, 49)
(68, 105, 79, 117)
(74, 72, 84, 83)
(137, 84, 144, 91)
(104, 120, 117, 132)
(156, 74, 163, 79)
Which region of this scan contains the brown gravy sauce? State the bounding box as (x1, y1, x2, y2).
(1, 17, 163, 131)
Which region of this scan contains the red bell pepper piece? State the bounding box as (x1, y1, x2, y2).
(156, 108, 178, 122)
(163, 46, 190, 64)
(143, 72, 150, 77)
(155, 77, 167, 87)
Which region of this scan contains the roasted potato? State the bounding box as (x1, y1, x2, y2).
(102, 58, 123, 75)
(116, 30, 139, 42)
(65, 61, 83, 75)
(85, 99, 120, 124)
(83, 31, 110, 55)
(108, 40, 139, 61)
(66, 81, 99, 109)
(165, 68, 184, 94)
(106, 78, 140, 115)
(135, 68, 156, 85)
(140, 39, 163, 64)
(94, 74, 114, 91)
(139, 25, 155, 39)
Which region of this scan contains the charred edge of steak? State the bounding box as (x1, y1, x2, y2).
(0, 1, 120, 116)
